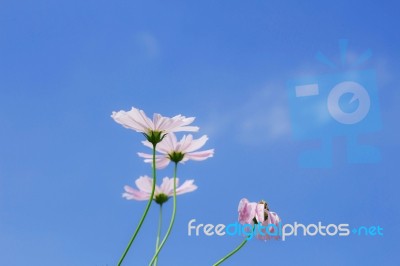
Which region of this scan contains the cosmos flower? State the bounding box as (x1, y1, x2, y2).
(138, 133, 214, 169)
(122, 176, 197, 205)
(238, 198, 281, 240)
(111, 107, 199, 144)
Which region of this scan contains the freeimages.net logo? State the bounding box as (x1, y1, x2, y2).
(287, 40, 381, 168)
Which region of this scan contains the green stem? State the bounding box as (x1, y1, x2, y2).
(148, 163, 178, 265)
(117, 144, 157, 266)
(212, 239, 248, 266)
(153, 204, 163, 266)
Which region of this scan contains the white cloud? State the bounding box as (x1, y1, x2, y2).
(235, 85, 292, 144)
(201, 83, 292, 145)
(134, 32, 160, 59)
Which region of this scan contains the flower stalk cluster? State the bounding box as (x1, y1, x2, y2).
(112, 107, 213, 265)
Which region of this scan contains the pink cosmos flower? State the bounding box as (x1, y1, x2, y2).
(111, 107, 199, 144)
(123, 176, 197, 204)
(238, 198, 281, 240)
(138, 132, 214, 169)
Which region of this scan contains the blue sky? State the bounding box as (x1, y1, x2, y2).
(1, 1, 399, 265)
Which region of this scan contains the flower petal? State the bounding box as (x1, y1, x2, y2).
(185, 149, 214, 161)
(184, 135, 208, 153)
(136, 108, 154, 130)
(176, 179, 197, 195)
(141, 140, 154, 150)
(164, 116, 199, 132)
(154, 157, 171, 169)
(255, 203, 265, 223)
(122, 185, 150, 200)
(238, 198, 257, 224)
(160, 177, 174, 195)
(153, 114, 171, 131)
(177, 134, 193, 152)
(137, 153, 170, 169)
(137, 152, 153, 159)
(111, 109, 147, 132)
(135, 176, 153, 193)
(157, 133, 178, 153)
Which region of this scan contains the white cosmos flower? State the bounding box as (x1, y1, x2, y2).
(138, 132, 214, 169)
(122, 176, 197, 205)
(111, 107, 199, 144)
